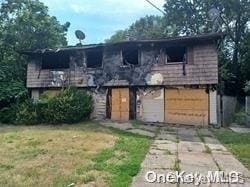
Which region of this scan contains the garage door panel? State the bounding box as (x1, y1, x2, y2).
(165, 89, 208, 126)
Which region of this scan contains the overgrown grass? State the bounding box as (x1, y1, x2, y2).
(213, 129, 250, 170)
(0, 122, 151, 187)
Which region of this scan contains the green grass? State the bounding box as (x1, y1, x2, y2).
(0, 122, 151, 187)
(90, 128, 151, 187)
(213, 129, 250, 170)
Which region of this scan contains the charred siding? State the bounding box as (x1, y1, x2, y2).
(26, 43, 218, 88)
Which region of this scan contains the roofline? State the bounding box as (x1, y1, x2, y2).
(20, 32, 226, 55)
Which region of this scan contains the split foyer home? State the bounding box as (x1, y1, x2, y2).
(23, 33, 224, 126)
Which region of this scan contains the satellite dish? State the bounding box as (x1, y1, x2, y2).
(75, 30, 85, 45)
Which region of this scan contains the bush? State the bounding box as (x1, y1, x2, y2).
(233, 109, 247, 126)
(15, 99, 38, 125)
(15, 87, 93, 125)
(43, 87, 93, 124)
(0, 104, 17, 124)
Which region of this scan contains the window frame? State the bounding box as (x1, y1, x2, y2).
(164, 46, 187, 65)
(121, 48, 141, 67)
(85, 48, 104, 69)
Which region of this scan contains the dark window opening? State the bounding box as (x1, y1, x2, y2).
(165, 46, 186, 64)
(122, 48, 139, 65)
(86, 49, 103, 68)
(41, 52, 70, 69)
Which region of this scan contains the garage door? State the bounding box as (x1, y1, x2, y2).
(141, 89, 164, 122)
(111, 88, 129, 121)
(165, 89, 208, 126)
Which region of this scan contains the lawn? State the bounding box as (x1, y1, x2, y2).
(213, 128, 250, 170)
(0, 122, 151, 187)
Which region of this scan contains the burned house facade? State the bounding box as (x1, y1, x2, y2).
(24, 33, 224, 126)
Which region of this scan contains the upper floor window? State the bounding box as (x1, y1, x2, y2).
(122, 48, 140, 66)
(86, 49, 103, 68)
(41, 52, 70, 69)
(165, 46, 186, 64)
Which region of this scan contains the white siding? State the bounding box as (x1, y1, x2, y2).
(209, 90, 217, 124)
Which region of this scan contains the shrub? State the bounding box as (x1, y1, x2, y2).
(43, 87, 93, 124)
(233, 109, 247, 126)
(0, 104, 17, 124)
(15, 87, 93, 125)
(15, 99, 38, 125)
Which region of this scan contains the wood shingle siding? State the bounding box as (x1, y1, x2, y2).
(26, 43, 218, 88)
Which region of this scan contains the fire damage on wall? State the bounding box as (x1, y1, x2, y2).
(24, 33, 224, 124)
(31, 43, 188, 90)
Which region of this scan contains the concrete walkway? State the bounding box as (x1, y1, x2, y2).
(100, 121, 250, 186)
(131, 126, 250, 187)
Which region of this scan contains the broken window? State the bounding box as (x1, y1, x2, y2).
(41, 52, 70, 69)
(86, 49, 103, 68)
(165, 46, 186, 64)
(122, 48, 140, 66)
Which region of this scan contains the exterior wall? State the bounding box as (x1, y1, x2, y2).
(31, 89, 40, 101)
(222, 96, 237, 126)
(27, 43, 218, 88)
(209, 90, 218, 124)
(91, 89, 107, 120)
(136, 88, 164, 122)
(151, 44, 218, 85)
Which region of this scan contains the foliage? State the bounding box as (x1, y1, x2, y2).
(15, 87, 93, 125)
(163, 0, 250, 95)
(244, 81, 250, 95)
(0, 104, 17, 124)
(108, 0, 250, 96)
(42, 87, 93, 124)
(233, 108, 247, 126)
(15, 99, 38, 125)
(0, 0, 70, 108)
(106, 15, 168, 42)
(213, 129, 250, 170)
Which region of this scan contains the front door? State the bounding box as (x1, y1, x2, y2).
(111, 88, 130, 121)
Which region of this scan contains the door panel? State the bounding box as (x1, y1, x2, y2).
(165, 89, 208, 126)
(111, 88, 129, 121)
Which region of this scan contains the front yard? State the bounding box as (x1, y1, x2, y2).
(213, 128, 250, 170)
(0, 122, 151, 187)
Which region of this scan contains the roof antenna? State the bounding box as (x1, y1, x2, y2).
(75, 30, 85, 46)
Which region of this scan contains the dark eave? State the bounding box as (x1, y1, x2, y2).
(20, 32, 226, 55)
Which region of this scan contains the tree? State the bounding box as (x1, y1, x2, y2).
(0, 0, 70, 108)
(106, 15, 168, 42)
(163, 0, 250, 95)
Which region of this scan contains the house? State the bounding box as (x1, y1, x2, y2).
(23, 33, 224, 126)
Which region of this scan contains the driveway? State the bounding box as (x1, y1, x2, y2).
(130, 125, 250, 187)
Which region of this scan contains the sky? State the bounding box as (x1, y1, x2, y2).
(41, 0, 165, 45)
